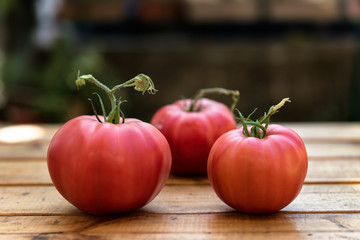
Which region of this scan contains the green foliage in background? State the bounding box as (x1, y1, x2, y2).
(1, 38, 120, 122)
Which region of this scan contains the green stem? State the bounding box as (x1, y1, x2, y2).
(236, 109, 251, 136)
(188, 87, 240, 112)
(236, 109, 267, 139)
(258, 98, 290, 125)
(88, 98, 103, 123)
(76, 74, 116, 109)
(111, 74, 157, 95)
(92, 92, 108, 122)
(235, 98, 290, 139)
(76, 72, 157, 124)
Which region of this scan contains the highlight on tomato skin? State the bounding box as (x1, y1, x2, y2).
(207, 98, 308, 214)
(151, 87, 239, 176)
(47, 73, 172, 215)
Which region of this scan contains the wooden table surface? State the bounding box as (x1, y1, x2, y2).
(0, 122, 359, 239)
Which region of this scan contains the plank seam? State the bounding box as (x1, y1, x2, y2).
(1, 211, 360, 217)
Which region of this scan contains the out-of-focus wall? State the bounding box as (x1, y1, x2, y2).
(1, 0, 360, 123)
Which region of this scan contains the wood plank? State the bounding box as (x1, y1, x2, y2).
(2, 159, 360, 186)
(0, 124, 56, 159)
(0, 213, 359, 239)
(1, 232, 360, 240)
(306, 160, 360, 183)
(0, 122, 359, 146)
(0, 144, 48, 160)
(306, 142, 360, 159)
(0, 161, 211, 186)
(0, 184, 359, 215)
(3, 122, 360, 143)
(0, 124, 57, 144)
(283, 122, 360, 142)
(0, 186, 79, 215)
(0, 162, 52, 186)
(0, 141, 359, 160)
(5, 122, 353, 143)
(148, 184, 360, 213)
(0, 122, 359, 240)
(5, 141, 360, 161)
(1, 123, 360, 159)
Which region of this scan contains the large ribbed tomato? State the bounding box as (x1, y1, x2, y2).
(47, 116, 171, 215)
(208, 99, 308, 214)
(151, 98, 236, 175)
(47, 73, 171, 215)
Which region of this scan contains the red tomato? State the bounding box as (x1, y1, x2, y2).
(207, 124, 308, 213)
(47, 116, 171, 215)
(151, 98, 236, 175)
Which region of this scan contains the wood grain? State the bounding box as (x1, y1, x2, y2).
(1, 232, 360, 240)
(2, 159, 360, 186)
(0, 213, 359, 240)
(0, 161, 51, 186)
(306, 142, 360, 159)
(284, 122, 360, 142)
(0, 123, 360, 160)
(0, 122, 359, 145)
(0, 144, 48, 160)
(0, 184, 359, 215)
(307, 160, 360, 183)
(1, 142, 360, 160)
(0, 123, 359, 240)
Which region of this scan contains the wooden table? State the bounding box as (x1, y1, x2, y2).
(0, 122, 359, 239)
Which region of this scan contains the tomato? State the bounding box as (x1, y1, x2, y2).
(151, 98, 236, 175)
(47, 116, 171, 215)
(48, 73, 171, 215)
(207, 99, 308, 214)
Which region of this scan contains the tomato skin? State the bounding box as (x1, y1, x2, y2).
(207, 124, 308, 214)
(47, 116, 171, 215)
(151, 98, 236, 175)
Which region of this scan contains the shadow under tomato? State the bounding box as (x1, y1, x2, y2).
(166, 173, 210, 185)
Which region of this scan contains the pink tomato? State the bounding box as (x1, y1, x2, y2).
(48, 116, 171, 215)
(151, 98, 236, 175)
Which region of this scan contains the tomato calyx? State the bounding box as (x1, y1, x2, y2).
(186, 88, 240, 112)
(76, 71, 157, 124)
(235, 98, 290, 139)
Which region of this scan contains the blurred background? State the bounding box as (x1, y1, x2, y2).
(0, 0, 360, 123)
